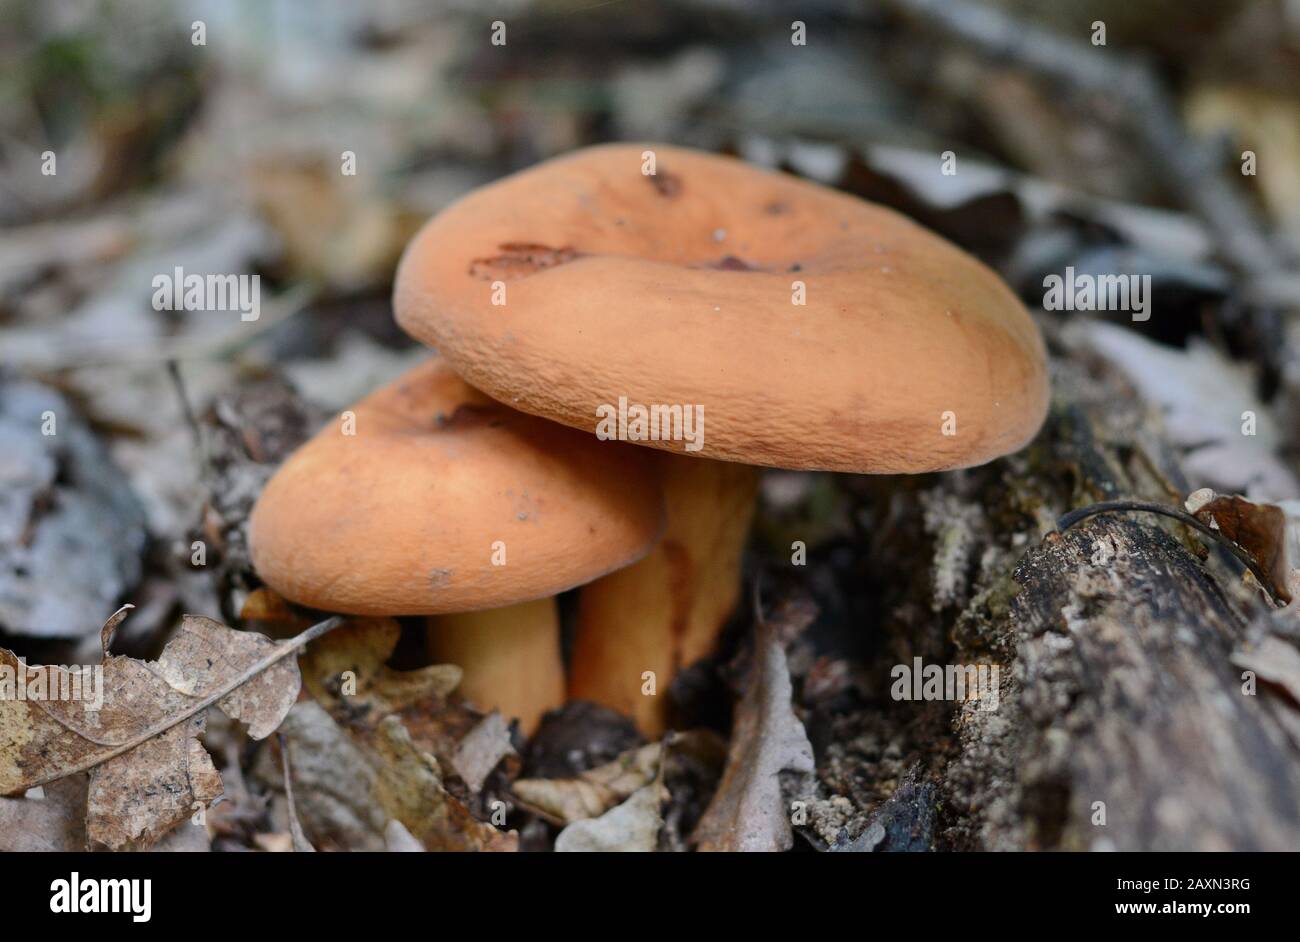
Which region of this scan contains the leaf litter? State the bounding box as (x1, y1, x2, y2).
(0, 605, 340, 849)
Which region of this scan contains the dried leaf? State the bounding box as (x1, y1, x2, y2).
(371, 715, 515, 852)
(271, 702, 515, 852)
(693, 619, 815, 852)
(0, 608, 331, 849)
(284, 622, 514, 852)
(278, 734, 315, 852)
(513, 743, 662, 825)
(0, 776, 210, 852)
(1193, 494, 1294, 603)
(451, 712, 516, 793)
(153, 615, 301, 739)
(261, 702, 387, 850)
(1078, 323, 1297, 498)
(384, 818, 424, 852)
(0, 379, 147, 638)
(1232, 636, 1300, 704)
(300, 617, 461, 723)
(554, 784, 666, 853)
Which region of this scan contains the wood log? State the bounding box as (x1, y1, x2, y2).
(936, 353, 1300, 851)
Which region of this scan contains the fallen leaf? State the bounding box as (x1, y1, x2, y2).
(299, 616, 462, 723)
(253, 832, 294, 853)
(271, 702, 516, 852)
(0, 607, 337, 849)
(1232, 635, 1300, 703)
(153, 614, 301, 739)
(371, 714, 516, 852)
(0, 378, 147, 638)
(1077, 322, 1297, 499)
(692, 617, 816, 852)
(285, 621, 515, 851)
(1192, 493, 1294, 603)
(384, 818, 424, 852)
(278, 734, 315, 852)
(259, 702, 387, 851)
(513, 743, 662, 825)
(451, 712, 516, 793)
(554, 784, 666, 853)
(0, 775, 210, 852)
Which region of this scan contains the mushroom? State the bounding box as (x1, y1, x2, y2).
(394, 143, 1049, 733)
(248, 355, 664, 733)
(568, 454, 758, 733)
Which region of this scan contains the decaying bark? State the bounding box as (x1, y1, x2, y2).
(933, 339, 1300, 851)
(950, 515, 1300, 850)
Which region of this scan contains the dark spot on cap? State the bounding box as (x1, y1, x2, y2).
(436, 403, 504, 430)
(648, 171, 682, 197)
(469, 243, 579, 280)
(702, 255, 763, 272)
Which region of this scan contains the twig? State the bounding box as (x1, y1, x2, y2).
(278, 733, 316, 852)
(1056, 500, 1284, 606)
(166, 359, 206, 460)
(22, 615, 345, 789)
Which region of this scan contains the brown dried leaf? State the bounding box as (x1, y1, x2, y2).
(153, 615, 301, 739)
(1193, 494, 1293, 603)
(1, 607, 318, 849)
(286, 622, 514, 852)
(273, 702, 515, 852)
(0, 776, 210, 852)
(300, 617, 462, 723)
(450, 711, 516, 793)
(512, 743, 662, 825)
(371, 715, 516, 852)
(692, 617, 815, 852)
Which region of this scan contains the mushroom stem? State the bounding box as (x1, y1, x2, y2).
(568, 454, 758, 736)
(426, 597, 565, 735)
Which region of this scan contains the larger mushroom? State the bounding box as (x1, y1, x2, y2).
(249, 355, 664, 733)
(394, 143, 1049, 732)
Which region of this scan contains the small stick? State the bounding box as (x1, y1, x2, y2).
(1056, 500, 1283, 606)
(278, 732, 316, 853)
(166, 359, 204, 456)
(22, 615, 346, 790)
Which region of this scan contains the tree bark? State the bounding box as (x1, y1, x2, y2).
(936, 346, 1300, 851)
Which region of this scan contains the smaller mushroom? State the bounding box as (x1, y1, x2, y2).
(249, 356, 664, 733)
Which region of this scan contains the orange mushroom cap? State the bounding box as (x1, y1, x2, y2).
(395, 143, 1048, 473)
(248, 356, 664, 615)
